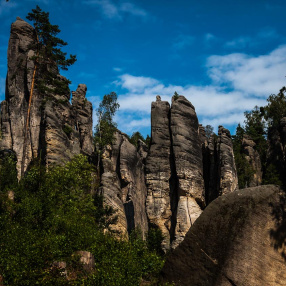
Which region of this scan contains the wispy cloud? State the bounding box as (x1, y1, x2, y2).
(112, 45, 286, 134)
(83, 0, 147, 20)
(173, 34, 195, 50)
(225, 28, 281, 49)
(113, 67, 122, 72)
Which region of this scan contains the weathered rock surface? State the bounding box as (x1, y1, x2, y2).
(161, 185, 286, 286)
(170, 96, 205, 247)
(217, 126, 239, 196)
(145, 98, 173, 250)
(72, 84, 93, 155)
(242, 135, 262, 187)
(0, 18, 93, 176)
(100, 131, 148, 238)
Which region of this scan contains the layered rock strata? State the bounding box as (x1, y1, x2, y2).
(161, 185, 286, 286)
(100, 131, 148, 238)
(0, 18, 93, 176)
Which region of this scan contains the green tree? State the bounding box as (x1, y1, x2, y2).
(129, 131, 145, 148)
(244, 106, 268, 160)
(205, 124, 214, 139)
(173, 91, 179, 101)
(21, 6, 76, 176)
(94, 92, 120, 173)
(263, 86, 286, 129)
(232, 124, 255, 188)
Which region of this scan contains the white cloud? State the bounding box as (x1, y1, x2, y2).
(113, 67, 122, 72)
(113, 45, 286, 134)
(224, 28, 281, 49)
(83, 0, 147, 20)
(207, 45, 286, 96)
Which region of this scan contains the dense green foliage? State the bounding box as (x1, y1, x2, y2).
(232, 124, 255, 189)
(94, 92, 120, 161)
(0, 155, 164, 285)
(233, 87, 286, 188)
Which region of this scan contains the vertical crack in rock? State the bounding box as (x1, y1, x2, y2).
(168, 107, 179, 244)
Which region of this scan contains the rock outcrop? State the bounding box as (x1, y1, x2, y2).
(242, 135, 262, 186)
(203, 126, 238, 204)
(146, 95, 226, 250)
(100, 131, 148, 238)
(170, 96, 205, 247)
(0, 18, 93, 176)
(161, 185, 286, 286)
(145, 97, 173, 250)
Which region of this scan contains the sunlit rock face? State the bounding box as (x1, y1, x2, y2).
(145, 95, 239, 250)
(161, 185, 286, 286)
(0, 18, 93, 177)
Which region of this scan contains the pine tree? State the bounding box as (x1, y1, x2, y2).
(21, 6, 76, 176)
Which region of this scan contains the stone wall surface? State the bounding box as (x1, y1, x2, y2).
(161, 185, 286, 286)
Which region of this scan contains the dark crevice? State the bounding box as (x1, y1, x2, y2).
(222, 273, 237, 286)
(168, 107, 179, 244)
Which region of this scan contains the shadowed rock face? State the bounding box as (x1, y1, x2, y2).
(161, 185, 286, 286)
(242, 135, 262, 187)
(0, 18, 93, 176)
(145, 99, 173, 250)
(100, 131, 148, 238)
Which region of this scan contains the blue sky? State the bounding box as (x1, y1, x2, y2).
(1, 0, 286, 137)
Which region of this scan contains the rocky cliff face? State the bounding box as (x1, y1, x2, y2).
(203, 126, 239, 204)
(100, 131, 148, 238)
(0, 18, 93, 176)
(161, 185, 286, 286)
(145, 96, 238, 250)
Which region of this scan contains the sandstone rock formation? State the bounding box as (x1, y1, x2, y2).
(203, 126, 238, 204)
(0, 18, 93, 177)
(217, 126, 239, 196)
(100, 131, 148, 238)
(145, 99, 173, 250)
(161, 185, 286, 286)
(170, 96, 205, 247)
(242, 135, 262, 186)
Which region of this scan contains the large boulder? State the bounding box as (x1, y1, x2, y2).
(161, 185, 286, 286)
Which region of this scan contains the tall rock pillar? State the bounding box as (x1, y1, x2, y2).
(170, 96, 205, 247)
(145, 96, 172, 250)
